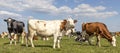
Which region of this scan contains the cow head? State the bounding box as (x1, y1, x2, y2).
(111, 36, 116, 47)
(4, 18, 16, 28)
(65, 18, 77, 30)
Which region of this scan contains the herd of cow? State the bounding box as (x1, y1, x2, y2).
(0, 17, 120, 49)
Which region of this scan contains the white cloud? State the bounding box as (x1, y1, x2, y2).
(0, 10, 29, 21)
(0, 11, 22, 17)
(0, 0, 118, 18)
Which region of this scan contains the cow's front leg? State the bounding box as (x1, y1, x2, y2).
(53, 34, 58, 49)
(14, 34, 18, 45)
(10, 39, 14, 45)
(53, 37, 57, 49)
(57, 36, 62, 48)
(96, 35, 101, 47)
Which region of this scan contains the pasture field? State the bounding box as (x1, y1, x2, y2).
(0, 36, 120, 53)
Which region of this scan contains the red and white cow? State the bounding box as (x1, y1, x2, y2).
(81, 22, 116, 47)
(26, 18, 77, 48)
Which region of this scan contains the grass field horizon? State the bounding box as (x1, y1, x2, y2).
(0, 36, 120, 53)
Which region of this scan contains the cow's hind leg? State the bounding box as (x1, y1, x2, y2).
(29, 32, 35, 47)
(21, 32, 26, 44)
(26, 34, 29, 47)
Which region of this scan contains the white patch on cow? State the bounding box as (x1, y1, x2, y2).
(111, 36, 116, 47)
(8, 18, 12, 22)
(65, 18, 75, 29)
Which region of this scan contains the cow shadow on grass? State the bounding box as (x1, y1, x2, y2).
(73, 43, 110, 47)
(21, 44, 52, 48)
(4, 42, 21, 45)
(4, 42, 10, 45)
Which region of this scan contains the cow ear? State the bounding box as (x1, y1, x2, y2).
(74, 20, 77, 23)
(63, 19, 67, 25)
(4, 19, 7, 22)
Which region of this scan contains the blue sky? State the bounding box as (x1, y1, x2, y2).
(0, 0, 120, 33)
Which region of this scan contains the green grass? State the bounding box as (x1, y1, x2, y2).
(0, 36, 120, 53)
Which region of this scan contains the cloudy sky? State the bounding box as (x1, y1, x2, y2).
(0, 0, 120, 33)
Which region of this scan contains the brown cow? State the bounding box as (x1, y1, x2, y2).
(81, 22, 116, 47)
(115, 32, 120, 37)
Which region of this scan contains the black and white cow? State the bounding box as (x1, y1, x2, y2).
(4, 18, 25, 45)
(75, 31, 86, 43)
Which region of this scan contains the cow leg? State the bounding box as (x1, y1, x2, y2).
(17, 35, 20, 43)
(14, 34, 17, 45)
(21, 32, 25, 44)
(10, 39, 14, 45)
(85, 35, 92, 45)
(30, 37, 34, 47)
(10, 33, 14, 45)
(87, 38, 92, 45)
(96, 35, 101, 47)
(46, 37, 49, 40)
(29, 32, 35, 47)
(53, 34, 58, 49)
(57, 36, 62, 48)
(26, 34, 29, 47)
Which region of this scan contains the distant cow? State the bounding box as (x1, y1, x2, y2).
(115, 32, 120, 37)
(78, 22, 116, 47)
(26, 18, 77, 48)
(4, 18, 25, 45)
(65, 28, 76, 38)
(75, 31, 88, 44)
(0, 32, 8, 38)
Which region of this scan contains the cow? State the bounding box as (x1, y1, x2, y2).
(26, 18, 77, 48)
(4, 18, 25, 45)
(75, 31, 84, 42)
(76, 22, 116, 47)
(115, 32, 120, 37)
(0, 32, 8, 38)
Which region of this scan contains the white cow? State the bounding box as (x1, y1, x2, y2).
(26, 18, 77, 48)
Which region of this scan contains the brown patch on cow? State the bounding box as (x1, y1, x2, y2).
(44, 23, 46, 27)
(37, 21, 39, 23)
(60, 20, 67, 31)
(74, 20, 77, 23)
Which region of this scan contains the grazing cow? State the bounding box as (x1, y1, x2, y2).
(79, 22, 116, 47)
(0, 32, 8, 38)
(4, 18, 25, 45)
(26, 18, 77, 48)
